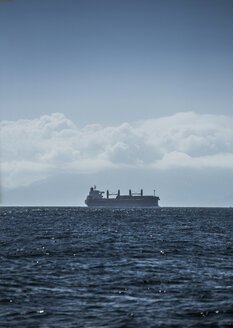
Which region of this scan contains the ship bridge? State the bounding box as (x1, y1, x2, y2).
(87, 186, 104, 199)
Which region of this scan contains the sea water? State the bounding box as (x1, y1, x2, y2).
(0, 207, 233, 327)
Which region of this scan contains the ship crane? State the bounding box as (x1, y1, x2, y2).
(106, 190, 120, 199)
(130, 189, 144, 196)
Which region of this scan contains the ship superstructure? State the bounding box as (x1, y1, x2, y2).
(85, 186, 160, 208)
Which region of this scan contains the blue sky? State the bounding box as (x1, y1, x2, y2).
(1, 0, 233, 206)
(1, 0, 233, 124)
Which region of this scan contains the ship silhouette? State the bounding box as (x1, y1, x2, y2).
(85, 186, 160, 208)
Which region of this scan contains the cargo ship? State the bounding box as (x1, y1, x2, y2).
(85, 186, 160, 208)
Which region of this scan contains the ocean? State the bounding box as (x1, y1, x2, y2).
(0, 207, 233, 327)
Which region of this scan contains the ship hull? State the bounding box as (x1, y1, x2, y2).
(85, 197, 159, 208)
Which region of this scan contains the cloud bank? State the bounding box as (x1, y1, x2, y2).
(1, 112, 233, 189)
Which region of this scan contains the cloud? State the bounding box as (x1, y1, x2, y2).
(1, 112, 233, 189)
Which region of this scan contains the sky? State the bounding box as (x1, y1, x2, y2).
(1, 0, 233, 206)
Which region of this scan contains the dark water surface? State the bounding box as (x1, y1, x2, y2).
(0, 207, 233, 327)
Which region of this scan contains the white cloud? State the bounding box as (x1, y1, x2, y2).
(1, 112, 233, 189)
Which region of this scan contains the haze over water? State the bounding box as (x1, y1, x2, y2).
(1, 207, 233, 327)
